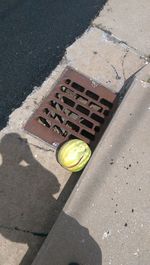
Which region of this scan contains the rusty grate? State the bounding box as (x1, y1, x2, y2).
(25, 67, 117, 148)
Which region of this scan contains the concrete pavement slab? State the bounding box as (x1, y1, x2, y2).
(0, 1, 149, 264)
(66, 27, 146, 93)
(0, 24, 146, 263)
(31, 64, 150, 265)
(0, 62, 72, 265)
(93, 0, 150, 56)
(0, 228, 44, 265)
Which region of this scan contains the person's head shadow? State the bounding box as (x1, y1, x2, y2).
(0, 133, 102, 265)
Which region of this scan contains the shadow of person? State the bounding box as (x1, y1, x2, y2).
(33, 211, 102, 265)
(0, 133, 61, 265)
(0, 133, 102, 265)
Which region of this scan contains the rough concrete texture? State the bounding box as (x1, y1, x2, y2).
(93, 0, 150, 56)
(0, 62, 72, 265)
(0, 229, 43, 265)
(66, 27, 146, 92)
(0, 0, 149, 264)
(32, 64, 150, 265)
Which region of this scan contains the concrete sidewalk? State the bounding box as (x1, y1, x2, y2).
(31, 0, 150, 265)
(32, 64, 150, 265)
(0, 0, 150, 264)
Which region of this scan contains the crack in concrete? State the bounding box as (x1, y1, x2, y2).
(92, 23, 128, 45)
(92, 24, 148, 61)
(28, 142, 55, 153)
(111, 64, 121, 80)
(0, 225, 48, 238)
(121, 49, 129, 81)
(118, 64, 147, 102)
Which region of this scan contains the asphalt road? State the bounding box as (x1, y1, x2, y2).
(0, 0, 106, 130)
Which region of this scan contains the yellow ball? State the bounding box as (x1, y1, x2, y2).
(57, 139, 91, 172)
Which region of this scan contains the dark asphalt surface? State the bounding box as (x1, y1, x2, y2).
(0, 0, 106, 130)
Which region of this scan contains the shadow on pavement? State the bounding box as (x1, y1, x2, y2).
(0, 133, 102, 265)
(33, 211, 102, 265)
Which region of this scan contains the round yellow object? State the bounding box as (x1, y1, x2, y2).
(57, 139, 91, 172)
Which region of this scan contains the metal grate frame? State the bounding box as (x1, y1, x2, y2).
(24, 67, 117, 148)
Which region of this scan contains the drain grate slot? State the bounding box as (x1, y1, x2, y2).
(52, 125, 68, 137)
(76, 94, 88, 105)
(66, 121, 80, 132)
(91, 113, 104, 124)
(89, 102, 103, 112)
(86, 90, 99, 101)
(100, 98, 113, 109)
(25, 67, 117, 148)
(76, 105, 90, 116)
(81, 129, 95, 141)
(80, 118, 93, 129)
(38, 117, 51, 128)
(71, 82, 85, 92)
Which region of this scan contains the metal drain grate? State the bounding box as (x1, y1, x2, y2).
(25, 67, 117, 148)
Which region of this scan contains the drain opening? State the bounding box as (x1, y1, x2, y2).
(52, 125, 68, 137)
(86, 90, 99, 101)
(49, 100, 63, 111)
(25, 67, 117, 148)
(55, 94, 75, 107)
(65, 79, 71, 84)
(76, 105, 90, 116)
(68, 111, 78, 120)
(66, 121, 80, 132)
(51, 113, 64, 124)
(68, 134, 79, 140)
(75, 94, 88, 105)
(62, 96, 75, 107)
(89, 102, 103, 112)
(43, 108, 50, 114)
(61, 86, 75, 96)
(55, 93, 62, 100)
(38, 117, 51, 128)
(49, 109, 56, 118)
(103, 109, 110, 116)
(63, 108, 79, 120)
(100, 98, 113, 109)
(71, 82, 85, 92)
(91, 113, 104, 124)
(81, 129, 95, 141)
(94, 126, 100, 132)
(80, 118, 93, 129)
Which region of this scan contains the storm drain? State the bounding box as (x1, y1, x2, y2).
(25, 67, 117, 148)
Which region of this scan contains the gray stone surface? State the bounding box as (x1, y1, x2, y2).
(32, 65, 150, 265)
(93, 0, 150, 56)
(0, 0, 149, 264)
(0, 63, 71, 265)
(0, 228, 44, 265)
(67, 27, 145, 93)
